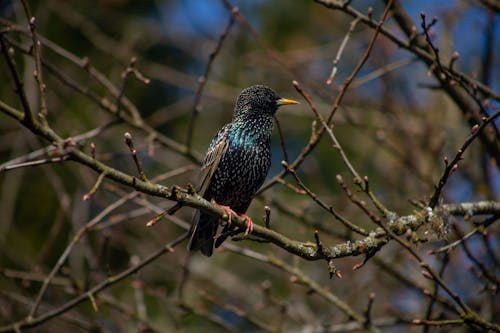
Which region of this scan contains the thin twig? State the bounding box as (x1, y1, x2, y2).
(0, 37, 33, 125)
(185, 14, 235, 151)
(117, 57, 150, 116)
(0, 156, 68, 172)
(293, 80, 360, 180)
(326, 17, 361, 85)
(336, 174, 383, 231)
(25, 169, 191, 319)
(3, 34, 199, 163)
(454, 224, 500, 288)
(412, 319, 464, 327)
(429, 109, 500, 208)
(268, 256, 382, 333)
(422, 253, 449, 333)
(82, 171, 108, 201)
(429, 214, 499, 254)
(274, 116, 289, 163)
(200, 290, 275, 332)
(312, 0, 500, 102)
(419, 13, 443, 74)
(8, 233, 188, 332)
(350, 57, 416, 89)
(264, 206, 271, 229)
(20, 0, 48, 124)
(124, 132, 148, 182)
(282, 161, 368, 236)
(363, 292, 376, 327)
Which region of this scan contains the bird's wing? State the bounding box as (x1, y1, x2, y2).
(197, 124, 231, 196)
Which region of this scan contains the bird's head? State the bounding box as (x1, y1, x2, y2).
(233, 85, 299, 120)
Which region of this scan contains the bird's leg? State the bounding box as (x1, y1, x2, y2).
(213, 203, 254, 235)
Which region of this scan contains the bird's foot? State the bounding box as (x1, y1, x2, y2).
(240, 214, 254, 235)
(213, 203, 253, 235)
(214, 203, 238, 225)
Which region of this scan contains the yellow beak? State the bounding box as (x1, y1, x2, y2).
(277, 98, 300, 106)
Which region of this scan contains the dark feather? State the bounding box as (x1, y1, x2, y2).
(197, 125, 231, 195)
(187, 126, 230, 255)
(187, 211, 218, 256)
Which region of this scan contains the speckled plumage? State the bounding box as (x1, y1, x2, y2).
(188, 85, 298, 256)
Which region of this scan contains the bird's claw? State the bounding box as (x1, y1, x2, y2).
(214, 203, 254, 235)
(241, 214, 254, 235)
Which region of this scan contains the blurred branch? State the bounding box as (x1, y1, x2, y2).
(0, 232, 188, 333)
(1, 31, 203, 163)
(422, 253, 449, 333)
(383, 0, 500, 161)
(326, 16, 361, 85)
(312, 0, 500, 101)
(36, 4, 243, 102)
(373, 257, 458, 312)
(225, 244, 382, 333)
(0, 36, 34, 125)
(200, 290, 275, 332)
(454, 224, 500, 289)
(479, 0, 500, 12)
(268, 256, 383, 333)
(19, 0, 48, 125)
(99, 294, 170, 333)
(177, 302, 238, 333)
(282, 160, 367, 236)
(313, 0, 500, 162)
(186, 14, 235, 151)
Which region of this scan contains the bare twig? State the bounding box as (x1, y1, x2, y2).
(274, 116, 289, 163)
(0, 37, 33, 125)
(263, 205, 271, 229)
(185, 14, 235, 151)
(20, 0, 48, 124)
(326, 17, 361, 85)
(5, 233, 188, 332)
(124, 132, 148, 182)
(363, 292, 376, 328)
(293, 80, 360, 180)
(117, 57, 151, 115)
(282, 161, 367, 236)
(430, 214, 499, 254)
(454, 224, 500, 289)
(313, 0, 500, 102)
(422, 253, 449, 333)
(82, 171, 107, 201)
(429, 109, 500, 208)
(0, 156, 68, 172)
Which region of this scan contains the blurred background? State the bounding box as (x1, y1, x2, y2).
(0, 0, 499, 332)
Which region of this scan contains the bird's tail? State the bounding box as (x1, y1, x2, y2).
(187, 212, 218, 257)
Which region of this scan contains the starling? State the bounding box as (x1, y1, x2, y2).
(188, 85, 299, 256)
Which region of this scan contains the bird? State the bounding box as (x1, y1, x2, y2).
(188, 85, 299, 256)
